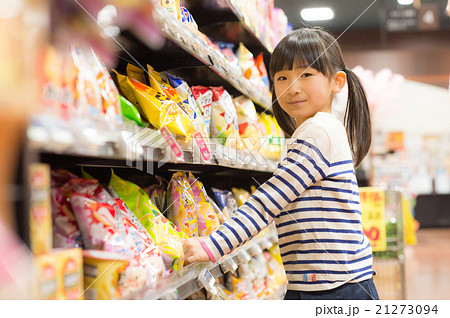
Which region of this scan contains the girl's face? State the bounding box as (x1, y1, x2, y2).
(274, 66, 345, 127)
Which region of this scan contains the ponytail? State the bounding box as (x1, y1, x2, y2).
(343, 68, 371, 167)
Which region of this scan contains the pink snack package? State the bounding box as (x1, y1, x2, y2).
(70, 194, 129, 254)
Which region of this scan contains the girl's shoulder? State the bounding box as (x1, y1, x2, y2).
(292, 112, 344, 140)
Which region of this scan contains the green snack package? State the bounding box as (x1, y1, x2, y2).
(119, 95, 146, 127)
(109, 170, 186, 271)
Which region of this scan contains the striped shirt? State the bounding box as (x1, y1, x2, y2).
(201, 112, 374, 291)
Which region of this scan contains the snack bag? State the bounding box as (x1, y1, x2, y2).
(256, 53, 270, 88)
(70, 194, 128, 254)
(180, 3, 198, 32)
(191, 86, 212, 136)
(216, 42, 239, 68)
(160, 0, 180, 20)
(231, 276, 252, 300)
(83, 250, 129, 300)
(119, 95, 146, 126)
(146, 64, 184, 109)
(51, 187, 84, 249)
(236, 43, 259, 81)
(166, 73, 202, 117)
(89, 49, 122, 121)
(51, 169, 78, 188)
(187, 173, 220, 236)
(52, 174, 111, 249)
(166, 172, 199, 238)
(233, 96, 263, 151)
(114, 199, 165, 283)
(212, 188, 238, 218)
(210, 87, 240, 147)
(231, 187, 251, 207)
(109, 171, 186, 270)
(166, 73, 209, 140)
(126, 63, 147, 84)
(144, 176, 168, 213)
(70, 45, 103, 118)
(114, 70, 194, 136)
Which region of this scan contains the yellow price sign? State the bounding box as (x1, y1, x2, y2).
(360, 187, 387, 251)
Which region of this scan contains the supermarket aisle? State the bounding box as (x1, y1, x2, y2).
(404, 228, 450, 299)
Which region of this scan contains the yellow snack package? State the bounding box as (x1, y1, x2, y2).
(160, 0, 181, 20)
(231, 187, 251, 207)
(188, 172, 220, 236)
(109, 171, 186, 271)
(147, 64, 184, 108)
(258, 113, 282, 160)
(82, 250, 129, 300)
(126, 63, 147, 84)
(113, 70, 194, 137)
(166, 172, 199, 238)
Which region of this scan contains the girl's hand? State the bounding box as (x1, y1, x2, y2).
(182, 237, 211, 265)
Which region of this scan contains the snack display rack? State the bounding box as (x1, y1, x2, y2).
(120, 1, 272, 110)
(17, 0, 289, 300)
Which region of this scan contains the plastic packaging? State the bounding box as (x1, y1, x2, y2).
(119, 95, 145, 127)
(256, 53, 270, 88)
(231, 187, 251, 207)
(89, 49, 122, 121)
(114, 70, 194, 136)
(191, 86, 212, 136)
(212, 188, 238, 218)
(108, 171, 186, 271)
(166, 172, 199, 237)
(210, 87, 240, 147)
(160, 0, 181, 20)
(70, 194, 128, 253)
(233, 96, 263, 152)
(187, 173, 220, 236)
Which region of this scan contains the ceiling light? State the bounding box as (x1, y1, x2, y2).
(300, 7, 335, 21)
(397, 0, 414, 5)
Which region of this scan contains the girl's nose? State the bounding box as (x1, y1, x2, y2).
(288, 79, 302, 95)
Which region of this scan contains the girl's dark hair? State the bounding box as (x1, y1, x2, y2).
(269, 27, 371, 167)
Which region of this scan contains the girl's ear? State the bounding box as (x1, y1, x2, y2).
(332, 71, 347, 93)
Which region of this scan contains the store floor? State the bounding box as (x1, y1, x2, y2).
(404, 228, 450, 300)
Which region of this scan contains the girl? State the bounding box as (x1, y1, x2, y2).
(183, 28, 379, 300)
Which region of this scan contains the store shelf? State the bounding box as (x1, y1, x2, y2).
(133, 235, 277, 300)
(118, 4, 271, 110)
(184, 0, 273, 55)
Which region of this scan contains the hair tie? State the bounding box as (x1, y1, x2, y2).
(343, 66, 350, 72)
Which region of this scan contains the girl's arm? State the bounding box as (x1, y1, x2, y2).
(187, 124, 331, 263)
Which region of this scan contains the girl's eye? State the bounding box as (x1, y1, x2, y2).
(301, 73, 313, 78)
(277, 76, 287, 81)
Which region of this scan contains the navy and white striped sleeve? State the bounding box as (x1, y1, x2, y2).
(201, 125, 331, 262)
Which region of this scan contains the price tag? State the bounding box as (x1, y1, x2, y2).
(193, 132, 211, 161)
(220, 257, 238, 273)
(197, 269, 216, 294)
(160, 126, 183, 159)
(239, 250, 251, 263)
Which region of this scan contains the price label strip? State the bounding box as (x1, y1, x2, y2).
(220, 257, 238, 274)
(197, 268, 217, 295)
(160, 126, 183, 159)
